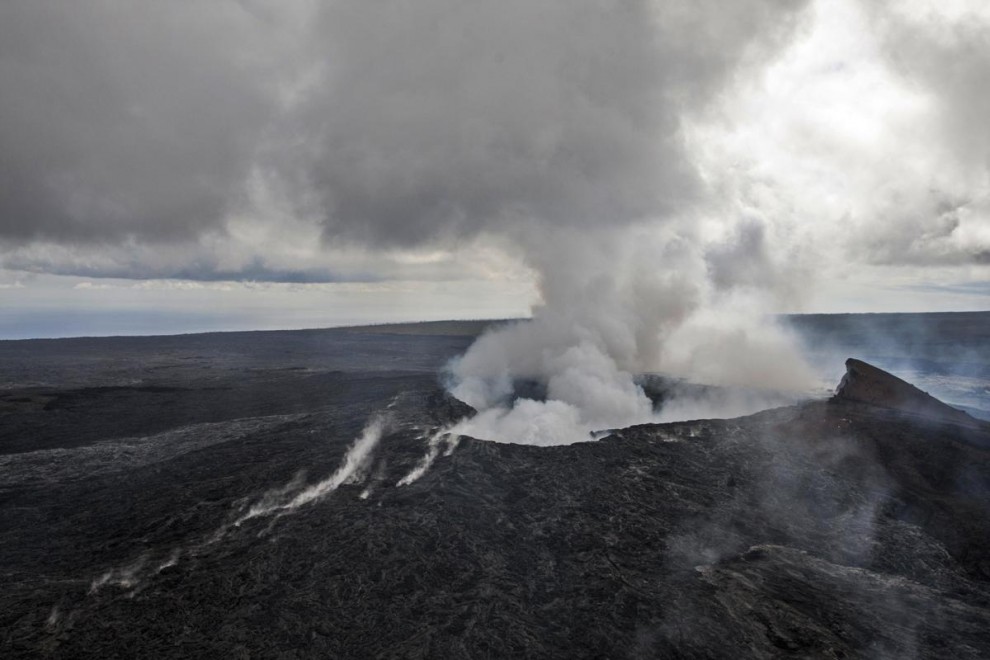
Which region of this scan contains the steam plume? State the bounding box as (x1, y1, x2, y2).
(272, 0, 821, 444)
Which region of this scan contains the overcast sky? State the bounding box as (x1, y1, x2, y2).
(1, 0, 988, 338)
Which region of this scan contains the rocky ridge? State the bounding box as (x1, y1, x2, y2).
(836, 357, 981, 428)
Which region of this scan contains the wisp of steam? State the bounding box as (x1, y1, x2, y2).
(237, 413, 390, 523)
(89, 413, 393, 596)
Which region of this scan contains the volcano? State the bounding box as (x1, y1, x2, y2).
(1, 326, 989, 658)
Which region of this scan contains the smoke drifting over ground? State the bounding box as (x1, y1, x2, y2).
(81, 410, 397, 597)
(237, 412, 391, 523)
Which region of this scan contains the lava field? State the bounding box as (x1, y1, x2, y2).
(2, 320, 989, 658)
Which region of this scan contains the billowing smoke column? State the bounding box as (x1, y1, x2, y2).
(445, 240, 817, 444)
(264, 0, 820, 443)
(269, 0, 820, 443)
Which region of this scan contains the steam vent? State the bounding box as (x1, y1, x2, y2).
(835, 357, 978, 426)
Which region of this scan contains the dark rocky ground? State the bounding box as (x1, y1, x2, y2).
(786, 311, 990, 420)
(1, 316, 989, 658)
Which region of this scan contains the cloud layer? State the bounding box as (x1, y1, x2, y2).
(0, 0, 987, 296)
(0, 2, 302, 245)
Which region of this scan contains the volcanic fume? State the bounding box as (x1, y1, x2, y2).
(266, 1, 822, 443)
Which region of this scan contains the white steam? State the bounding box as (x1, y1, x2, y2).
(237, 414, 389, 523)
(445, 236, 819, 445)
(86, 413, 392, 598)
(89, 556, 146, 594)
(450, 399, 593, 447)
(397, 431, 460, 486)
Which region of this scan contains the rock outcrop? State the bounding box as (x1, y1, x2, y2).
(835, 357, 978, 426)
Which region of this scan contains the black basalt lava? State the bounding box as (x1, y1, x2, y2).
(1, 329, 989, 658)
(836, 357, 981, 428)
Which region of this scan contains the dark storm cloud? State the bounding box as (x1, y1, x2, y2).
(276, 0, 689, 248)
(268, 0, 813, 249)
(0, 0, 814, 279)
(0, 1, 288, 244)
